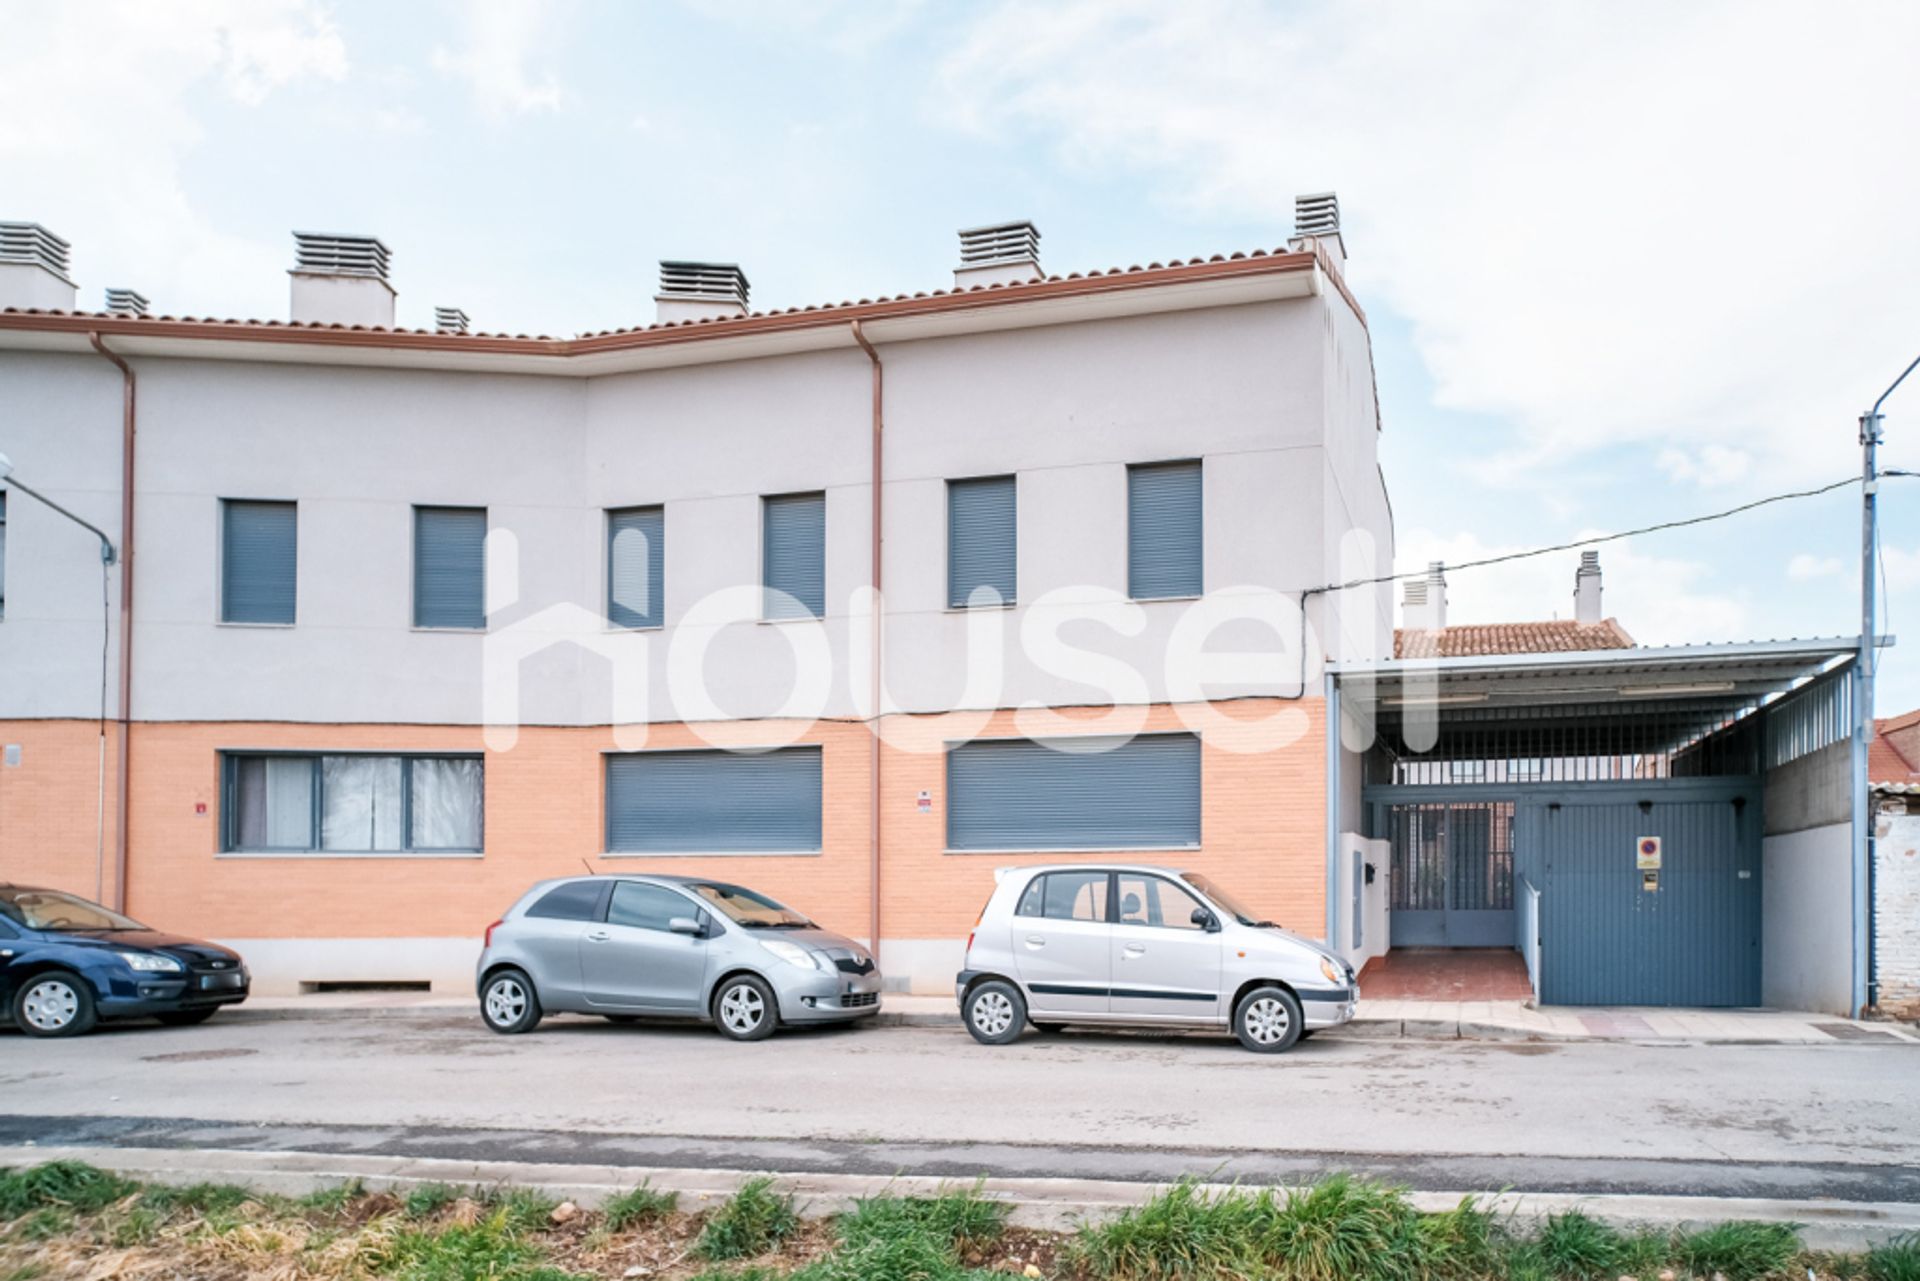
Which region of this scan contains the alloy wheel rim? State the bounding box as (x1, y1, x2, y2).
(720, 984, 765, 1033)
(486, 979, 527, 1025)
(972, 990, 1014, 1037)
(22, 980, 79, 1031)
(1245, 997, 1290, 1045)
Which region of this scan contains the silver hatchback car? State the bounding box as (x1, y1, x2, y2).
(957, 864, 1357, 1053)
(477, 875, 881, 1040)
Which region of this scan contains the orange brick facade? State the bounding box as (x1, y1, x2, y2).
(1, 700, 1327, 990)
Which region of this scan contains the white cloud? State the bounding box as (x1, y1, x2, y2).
(0, 0, 348, 319)
(1658, 445, 1754, 489)
(1787, 553, 1844, 581)
(430, 0, 569, 118)
(934, 1, 1920, 487)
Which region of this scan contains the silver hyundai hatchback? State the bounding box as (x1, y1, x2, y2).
(476, 875, 881, 1039)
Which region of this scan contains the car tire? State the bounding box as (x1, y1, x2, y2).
(1233, 985, 1303, 1054)
(157, 1008, 219, 1027)
(14, 971, 98, 1038)
(480, 969, 543, 1035)
(1031, 1021, 1067, 1034)
(964, 979, 1026, 1046)
(712, 975, 778, 1042)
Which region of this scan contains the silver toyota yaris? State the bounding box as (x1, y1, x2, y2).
(476, 875, 880, 1040)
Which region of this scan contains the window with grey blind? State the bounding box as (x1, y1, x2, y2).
(606, 747, 822, 853)
(607, 506, 664, 629)
(0, 490, 7, 619)
(221, 500, 297, 624)
(1127, 460, 1203, 599)
(946, 733, 1201, 851)
(947, 475, 1016, 607)
(221, 752, 483, 854)
(762, 492, 825, 620)
(413, 506, 486, 629)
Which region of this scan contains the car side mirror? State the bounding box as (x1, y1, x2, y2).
(1192, 907, 1219, 932)
(669, 916, 704, 937)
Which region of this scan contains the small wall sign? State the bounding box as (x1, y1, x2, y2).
(1636, 836, 1662, 870)
(916, 790, 932, 814)
(1641, 870, 1661, 893)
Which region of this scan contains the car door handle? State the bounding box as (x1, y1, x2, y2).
(1122, 943, 1147, 958)
(1024, 935, 1046, 948)
(586, 930, 611, 943)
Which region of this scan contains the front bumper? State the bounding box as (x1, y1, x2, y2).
(1300, 981, 1359, 1029)
(99, 968, 251, 1019)
(775, 965, 883, 1024)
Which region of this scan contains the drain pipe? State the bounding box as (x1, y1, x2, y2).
(850, 320, 884, 964)
(88, 332, 136, 913)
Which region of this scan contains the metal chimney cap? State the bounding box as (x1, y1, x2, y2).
(433, 305, 471, 335)
(104, 287, 150, 317)
(0, 221, 74, 283)
(1294, 192, 1341, 238)
(656, 261, 749, 307)
(958, 221, 1041, 267)
(292, 231, 392, 282)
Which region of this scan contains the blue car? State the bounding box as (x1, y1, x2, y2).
(0, 884, 249, 1038)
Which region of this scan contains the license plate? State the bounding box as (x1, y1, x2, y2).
(199, 972, 244, 991)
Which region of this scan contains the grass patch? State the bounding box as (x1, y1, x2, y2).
(602, 1181, 679, 1233)
(839, 1184, 1009, 1253)
(371, 1217, 584, 1280)
(9, 1209, 74, 1243)
(1869, 1234, 1920, 1281)
(796, 1228, 983, 1281)
(1529, 1210, 1628, 1280)
(139, 1180, 254, 1218)
(0, 1161, 138, 1217)
(296, 1178, 365, 1214)
(401, 1182, 461, 1220)
(695, 1177, 800, 1262)
(481, 1186, 562, 1234)
(1069, 1178, 1269, 1280)
(1674, 1220, 1802, 1281)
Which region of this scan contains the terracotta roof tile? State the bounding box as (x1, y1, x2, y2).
(1393, 618, 1636, 659)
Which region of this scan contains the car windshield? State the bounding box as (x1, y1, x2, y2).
(685, 882, 813, 929)
(0, 888, 147, 933)
(1178, 873, 1272, 928)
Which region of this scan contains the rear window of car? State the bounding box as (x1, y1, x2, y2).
(1015, 871, 1109, 922)
(525, 881, 606, 922)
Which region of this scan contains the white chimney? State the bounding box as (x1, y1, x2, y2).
(290, 232, 395, 328)
(1288, 191, 1346, 268)
(434, 306, 470, 335)
(655, 261, 748, 324)
(1403, 561, 1448, 631)
(955, 221, 1041, 288)
(0, 222, 77, 311)
(1574, 550, 1603, 625)
(104, 288, 150, 317)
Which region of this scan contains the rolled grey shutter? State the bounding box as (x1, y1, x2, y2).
(947, 734, 1201, 850)
(948, 475, 1016, 607)
(607, 506, 664, 628)
(1127, 461, 1202, 599)
(222, 500, 297, 624)
(606, 747, 823, 852)
(414, 506, 486, 629)
(763, 492, 825, 619)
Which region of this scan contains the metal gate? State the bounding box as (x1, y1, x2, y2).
(1386, 801, 1516, 947)
(1527, 782, 1760, 1006)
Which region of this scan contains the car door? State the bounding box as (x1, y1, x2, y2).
(513, 880, 610, 1005)
(1011, 870, 1112, 1016)
(0, 918, 19, 1009)
(582, 881, 712, 1011)
(1108, 873, 1223, 1020)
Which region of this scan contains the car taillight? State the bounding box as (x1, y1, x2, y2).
(484, 919, 504, 948)
(965, 931, 975, 959)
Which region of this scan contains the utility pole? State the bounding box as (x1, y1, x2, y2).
(1857, 352, 1920, 1016)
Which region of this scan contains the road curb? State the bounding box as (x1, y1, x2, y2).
(3, 1143, 1912, 1250)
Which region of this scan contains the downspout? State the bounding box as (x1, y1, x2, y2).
(850, 320, 883, 962)
(88, 333, 135, 913)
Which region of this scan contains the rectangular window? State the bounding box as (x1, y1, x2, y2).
(947, 475, 1016, 608)
(413, 506, 486, 629)
(0, 489, 7, 619)
(947, 733, 1201, 852)
(606, 746, 822, 854)
(607, 506, 664, 629)
(762, 492, 825, 620)
(222, 753, 484, 855)
(1127, 461, 1202, 599)
(1016, 870, 1110, 922)
(221, 500, 297, 624)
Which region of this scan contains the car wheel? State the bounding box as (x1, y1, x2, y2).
(1233, 985, 1303, 1054)
(713, 975, 777, 1042)
(1031, 1021, 1067, 1034)
(964, 979, 1025, 1046)
(157, 1008, 219, 1027)
(480, 970, 542, 1035)
(14, 971, 98, 1038)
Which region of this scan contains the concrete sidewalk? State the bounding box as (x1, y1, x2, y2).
(233, 990, 1919, 1044)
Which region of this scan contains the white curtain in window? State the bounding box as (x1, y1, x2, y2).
(247, 756, 315, 849)
(410, 758, 482, 850)
(321, 756, 404, 851)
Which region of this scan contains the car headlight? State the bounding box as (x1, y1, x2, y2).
(1319, 957, 1342, 985)
(759, 940, 823, 971)
(119, 951, 184, 973)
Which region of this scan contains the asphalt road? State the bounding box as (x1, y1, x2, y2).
(5, 1012, 1918, 1201)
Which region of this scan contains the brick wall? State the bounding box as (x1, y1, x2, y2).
(0, 720, 123, 903)
(1875, 811, 1920, 1016)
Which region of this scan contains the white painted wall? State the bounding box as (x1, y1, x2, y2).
(1761, 820, 1853, 1014)
(2, 294, 1394, 726)
(1334, 833, 1390, 971)
(1873, 811, 1920, 1015)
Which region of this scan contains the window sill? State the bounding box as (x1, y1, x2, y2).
(605, 623, 664, 633)
(218, 849, 485, 860)
(217, 620, 296, 629)
(599, 849, 823, 859)
(758, 615, 824, 626)
(410, 625, 488, 634)
(944, 602, 1016, 614)
(1129, 594, 1203, 604)
(945, 845, 1201, 856)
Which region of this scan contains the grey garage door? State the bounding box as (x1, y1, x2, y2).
(1530, 784, 1760, 1007)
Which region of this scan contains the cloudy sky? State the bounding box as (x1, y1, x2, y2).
(7, 0, 1920, 704)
